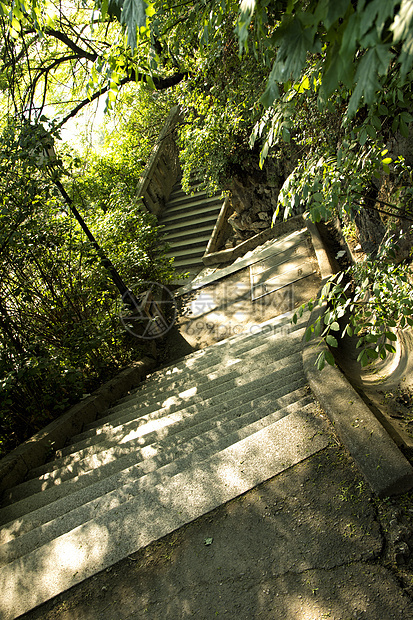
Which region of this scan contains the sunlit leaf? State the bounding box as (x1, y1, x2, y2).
(325, 334, 338, 347)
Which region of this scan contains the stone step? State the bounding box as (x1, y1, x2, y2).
(0, 395, 314, 555)
(87, 323, 306, 430)
(160, 213, 219, 235)
(166, 234, 212, 251)
(166, 183, 207, 204)
(72, 316, 303, 440)
(23, 357, 306, 489)
(162, 223, 217, 243)
(0, 382, 309, 523)
(165, 245, 205, 260)
(160, 209, 221, 231)
(170, 256, 205, 270)
(83, 330, 306, 435)
(166, 237, 207, 260)
(113, 313, 306, 401)
(162, 194, 223, 216)
(0, 408, 328, 620)
(62, 349, 303, 453)
(98, 320, 304, 426)
(160, 200, 222, 223)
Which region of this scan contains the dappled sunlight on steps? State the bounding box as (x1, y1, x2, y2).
(0, 308, 329, 619)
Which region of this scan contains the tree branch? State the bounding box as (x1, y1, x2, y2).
(25, 54, 79, 113)
(44, 28, 98, 62)
(57, 70, 189, 127)
(57, 85, 108, 127)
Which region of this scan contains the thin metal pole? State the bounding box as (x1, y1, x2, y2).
(54, 178, 139, 307)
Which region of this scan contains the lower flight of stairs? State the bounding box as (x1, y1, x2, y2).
(0, 311, 328, 619)
(159, 180, 223, 276)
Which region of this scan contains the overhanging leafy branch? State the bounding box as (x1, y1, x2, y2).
(295, 244, 413, 370)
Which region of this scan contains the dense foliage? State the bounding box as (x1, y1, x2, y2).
(0, 0, 413, 454)
(0, 113, 174, 456)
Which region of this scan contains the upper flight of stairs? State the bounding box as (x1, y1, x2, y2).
(159, 180, 224, 276)
(0, 310, 328, 619)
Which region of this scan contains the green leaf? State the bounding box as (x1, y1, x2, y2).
(286, 0, 300, 14)
(385, 331, 397, 341)
(391, 0, 413, 43)
(323, 310, 331, 325)
(401, 111, 413, 122)
(260, 65, 280, 108)
(359, 127, 367, 146)
(399, 31, 413, 81)
(108, 0, 122, 21)
(314, 319, 322, 337)
(400, 117, 409, 138)
(324, 0, 350, 30)
(325, 350, 335, 366)
(204, 537, 213, 545)
(270, 15, 320, 84)
(371, 115, 381, 130)
(340, 11, 360, 60)
(100, 0, 109, 20)
(304, 326, 313, 342)
(357, 350, 369, 367)
(347, 45, 392, 118)
(121, 0, 148, 51)
(359, 0, 398, 41)
(316, 351, 326, 370)
(345, 325, 353, 337)
(321, 281, 331, 298)
(330, 321, 340, 331)
(282, 126, 291, 142)
(237, 0, 256, 53)
(145, 74, 155, 89)
(326, 334, 338, 347)
(385, 344, 396, 353)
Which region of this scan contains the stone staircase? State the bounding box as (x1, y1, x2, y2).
(159, 179, 223, 276)
(0, 309, 328, 619)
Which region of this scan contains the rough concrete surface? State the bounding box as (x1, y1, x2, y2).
(18, 444, 413, 620)
(0, 359, 156, 495)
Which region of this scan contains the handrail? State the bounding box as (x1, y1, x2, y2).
(135, 106, 181, 217)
